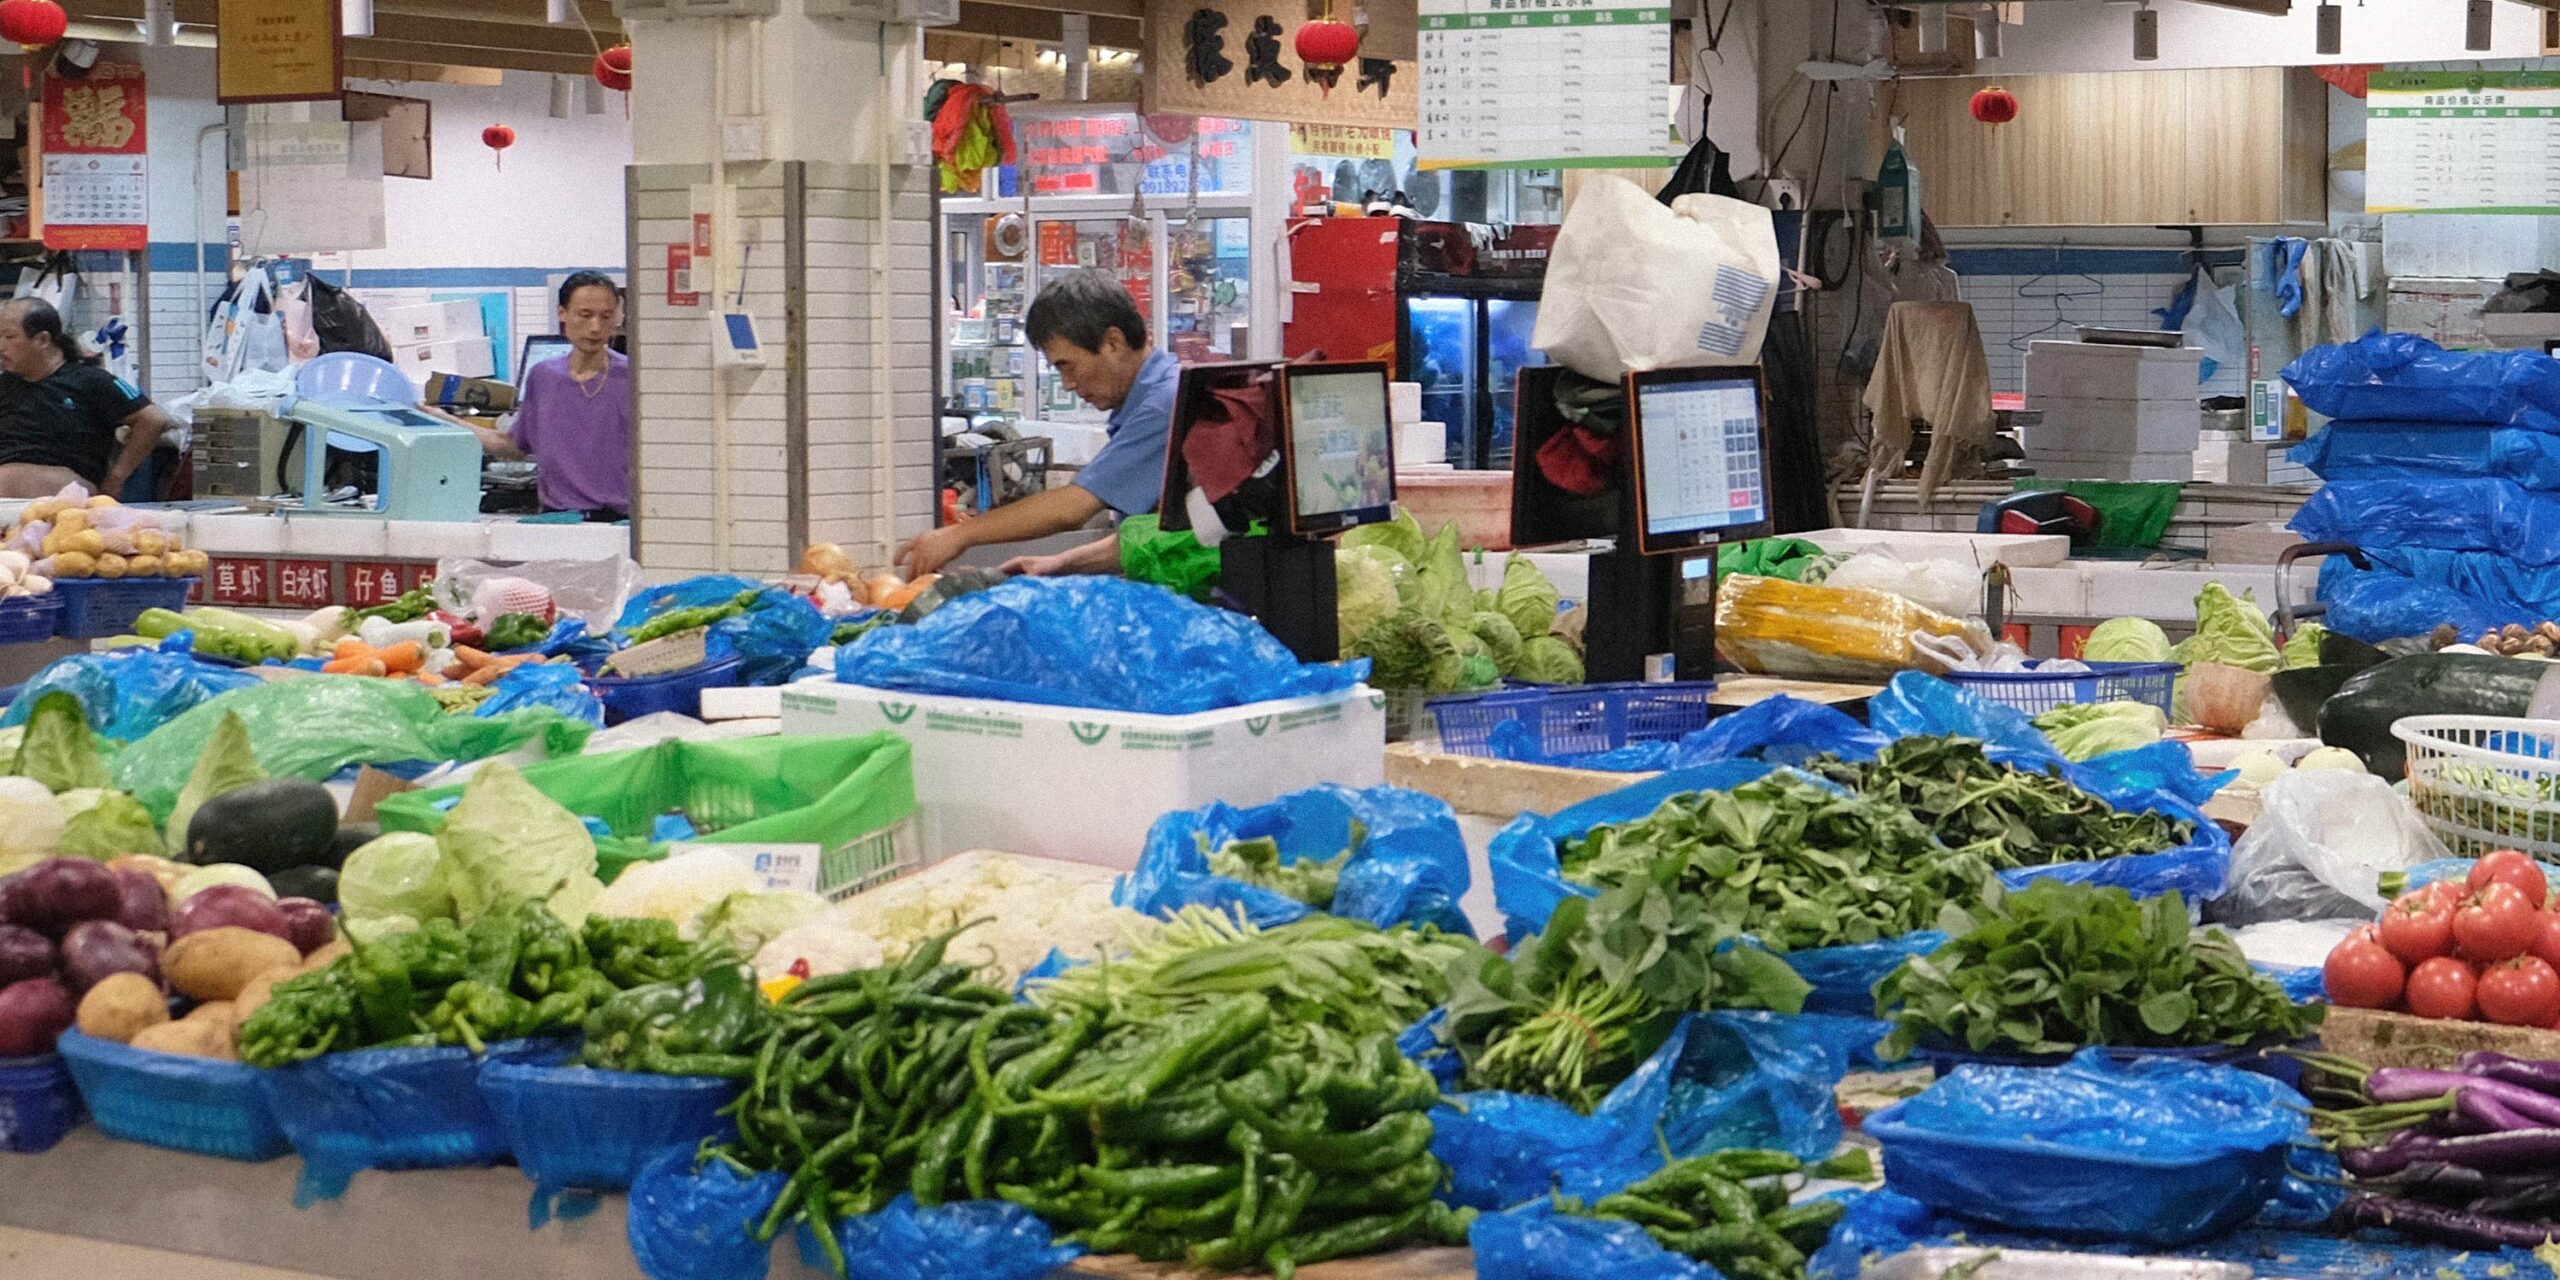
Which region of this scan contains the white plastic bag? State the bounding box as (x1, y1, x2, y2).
(14, 258, 76, 312)
(2209, 771, 2451, 927)
(2179, 266, 2245, 385)
(1820, 552, 1981, 619)
(430, 555, 644, 633)
(1532, 176, 1781, 380)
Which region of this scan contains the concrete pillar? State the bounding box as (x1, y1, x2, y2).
(619, 5, 939, 578)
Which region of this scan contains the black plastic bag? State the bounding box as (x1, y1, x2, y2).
(305, 274, 394, 361)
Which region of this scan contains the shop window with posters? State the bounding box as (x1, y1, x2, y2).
(997, 113, 1253, 198)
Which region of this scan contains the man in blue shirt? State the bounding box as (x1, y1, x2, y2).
(897, 271, 1181, 579)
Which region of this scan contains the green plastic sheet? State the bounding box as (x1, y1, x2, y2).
(2014, 478, 2183, 550)
(1118, 513, 1226, 602)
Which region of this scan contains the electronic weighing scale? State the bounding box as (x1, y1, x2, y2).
(1511, 364, 1774, 684)
(274, 396, 486, 522)
(1159, 359, 1399, 662)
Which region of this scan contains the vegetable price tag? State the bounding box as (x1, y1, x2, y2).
(672, 841, 824, 895)
(208, 557, 271, 607)
(273, 559, 334, 609)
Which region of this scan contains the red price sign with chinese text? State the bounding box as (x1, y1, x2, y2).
(345, 562, 409, 609)
(272, 559, 334, 609)
(208, 558, 270, 607)
(402, 563, 437, 593)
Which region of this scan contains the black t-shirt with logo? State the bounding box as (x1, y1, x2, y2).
(0, 363, 149, 486)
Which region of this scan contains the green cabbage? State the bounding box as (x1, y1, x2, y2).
(1514, 634, 1586, 685)
(57, 788, 161, 860)
(1352, 610, 1470, 693)
(1470, 611, 1525, 674)
(1459, 652, 1500, 690)
(1336, 548, 1402, 651)
(2172, 583, 2280, 673)
(438, 762, 602, 925)
(162, 711, 262, 857)
(2031, 701, 2167, 762)
(2083, 617, 2173, 664)
(1404, 522, 1473, 622)
(1339, 508, 1425, 566)
(1495, 554, 1561, 640)
(13, 692, 107, 794)
(695, 890, 830, 955)
(339, 832, 453, 924)
(2282, 623, 2327, 670)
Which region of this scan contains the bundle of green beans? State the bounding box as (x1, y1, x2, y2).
(1561, 1150, 1845, 1280)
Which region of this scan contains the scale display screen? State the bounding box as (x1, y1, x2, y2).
(1629, 369, 1772, 554)
(1283, 363, 1396, 536)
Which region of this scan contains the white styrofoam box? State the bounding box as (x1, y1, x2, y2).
(777, 682, 1387, 868)
(2019, 396, 2201, 455)
(279, 515, 388, 557)
(2025, 453, 2194, 483)
(2003, 565, 2089, 617)
(187, 512, 288, 554)
(1798, 528, 2071, 568)
(483, 518, 630, 563)
(2080, 563, 2319, 621)
(2192, 438, 2271, 486)
(2024, 341, 2205, 403)
(1391, 381, 1423, 425)
(1396, 420, 1445, 467)
(402, 520, 492, 561)
(701, 685, 785, 721)
(391, 336, 496, 381)
(377, 299, 486, 346)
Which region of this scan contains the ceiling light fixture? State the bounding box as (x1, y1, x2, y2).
(1914, 4, 1947, 55)
(2466, 0, 2492, 50)
(1973, 4, 2001, 58)
(2132, 3, 2159, 60)
(2315, 1, 2340, 54)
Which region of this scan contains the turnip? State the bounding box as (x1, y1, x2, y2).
(57, 920, 158, 994)
(170, 885, 290, 942)
(0, 924, 51, 986)
(8, 858, 122, 938)
(0, 976, 73, 1056)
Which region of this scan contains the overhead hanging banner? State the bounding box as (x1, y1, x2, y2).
(1289, 122, 1397, 159)
(217, 0, 344, 104)
(2367, 71, 2560, 215)
(1417, 0, 1675, 170)
(1141, 0, 1418, 130)
(41, 62, 147, 251)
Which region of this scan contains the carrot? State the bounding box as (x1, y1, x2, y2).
(452, 645, 494, 672)
(376, 641, 424, 674)
(333, 637, 370, 660)
(461, 662, 511, 686)
(415, 672, 446, 687)
(322, 656, 387, 677)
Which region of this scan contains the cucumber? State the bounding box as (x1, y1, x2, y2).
(2319, 653, 2552, 779)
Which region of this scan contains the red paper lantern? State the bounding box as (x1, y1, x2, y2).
(593, 44, 632, 92)
(482, 123, 516, 170)
(1969, 85, 2019, 126)
(0, 0, 66, 53)
(1294, 17, 1361, 96)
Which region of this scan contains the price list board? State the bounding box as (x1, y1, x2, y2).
(2368, 71, 2560, 215)
(1417, 0, 1673, 170)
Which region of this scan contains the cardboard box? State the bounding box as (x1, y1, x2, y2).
(391, 336, 494, 381)
(2020, 450, 2195, 483)
(2024, 341, 2204, 403)
(2018, 396, 2201, 455)
(777, 682, 1387, 868)
(422, 374, 518, 413)
(377, 299, 486, 345)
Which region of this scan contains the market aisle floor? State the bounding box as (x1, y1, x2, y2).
(0, 1226, 335, 1279)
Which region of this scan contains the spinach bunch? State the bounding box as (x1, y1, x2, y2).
(1875, 879, 2324, 1059)
(1560, 772, 2000, 952)
(1806, 735, 2193, 868)
(1207, 835, 1350, 911)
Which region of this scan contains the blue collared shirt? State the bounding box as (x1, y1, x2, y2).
(1070, 349, 1182, 516)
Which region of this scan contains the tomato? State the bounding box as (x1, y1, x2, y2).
(2470, 850, 2552, 908)
(2380, 894, 2457, 965)
(2457, 883, 2544, 963)
(2480, 956, 2560, 1026)
(2323, 937, 2407, 1010)
(2422, 880, 2468, 912)
(2406, 956, 2481, 1020)
(2533, 913, 2560, 972)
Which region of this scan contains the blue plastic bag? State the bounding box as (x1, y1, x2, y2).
(1485, 718, 1681, 772)
(2292, 475, 2560, 565)
(1864, 672, 2065, 771)
(795, 1195, 1080, 1280)
(474, 660, 605, 725)
(1, 638, 258, 739)
(2317, 561, 2521, 645)
(625, 1146, 782, 1280)
(1430, 1011, 1859, 1209)
(2281, 331, 2560, 428)
(2294, 420, 2560, 489)
(1470, 1200, 1722, 1280)
(1117, 783, 1475, 934)
(1665, 696, 1887, 771)
(708, 588, 833, 687)
(1864, 1049, 2304, 1246)
(258, 1037, 566, 1204)
(833, 577, 1366, 714)
(617, 575, 766, 633)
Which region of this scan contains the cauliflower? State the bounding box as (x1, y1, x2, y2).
(754, 850, 1152, 983)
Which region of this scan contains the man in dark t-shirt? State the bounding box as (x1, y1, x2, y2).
(0, 297, 173, 499)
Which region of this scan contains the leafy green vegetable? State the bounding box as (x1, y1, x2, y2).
(1468, 611, 1525, 675)
(2172, 582, 2280, 674)
(57, 788, 162, 859)
(1513, 633, 1585, 685)
(2032, 701, 2168, 762)
(1494, 554, 1561, 640)
(1350, 609, 1483, 694)
(1875, 879, 2322, 1058)
(161, 711, 263, 857)
(2283, 622, 2328, 671)
(437, 762, 602, 925)
(339, 832, 455, 925)
(691, 890, 828, 956)
(2083, 617, 2173, 664)
(1406, 521, 1472, 621)
(1339, 507, 1425, 566)
(1336, 548, 1403, 652)
(484, 613, 552, 651)
(1808, 735, 2191, 862)
(1206, 834, 1349, 909)
(14, 692, 109, 794)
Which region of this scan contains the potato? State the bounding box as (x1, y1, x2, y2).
(183, 1000, 236, 1033)
(134, 528, 167, 556)
(296, 938, 351, 974)
(75, 972, 170, 1044)
(53, 507, 88, 534)
(125, 554, 160, 577)
(92, 552, 125, 580)
(233, 968, 291, 1021)
(48, 551, 93, 578)
(87, 494, 116, 509)
(165, 927, 301, 1002)
(130, 1018, 232, 1060)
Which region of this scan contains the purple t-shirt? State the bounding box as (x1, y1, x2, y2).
(510, 350, 631, 514)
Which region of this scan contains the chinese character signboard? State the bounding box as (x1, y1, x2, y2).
(1418, 0, 1675, 169)
(346, 562, 409, 609)
(209, 558, 271, 607)
(272, 559, 333, 609)
(1017, 114, 1254, 198)
(2368, 71, 2560, 214)
(218, 0, 343, 105)
(1289, 123, 1397, 159)
(41, 62, 146, 251)
(1143, 0, 1417, 130)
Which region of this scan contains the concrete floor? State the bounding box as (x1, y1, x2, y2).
(0, 1227, 334, 1280)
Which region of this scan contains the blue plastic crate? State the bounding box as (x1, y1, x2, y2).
(1941, 660, 2179, 719)
(1429, 680, 1720, 759)
(258, 1037, 566, 1198)
(0, 593, 60, 645)
(590, 656, 745, 725)
(57, 1029, 288, 1161)
(479, 1049, 741, 1192)
(1912, 1036, 2310, 1091)
(50, 576, 196, 640)
(0, 1052, 83, 1153)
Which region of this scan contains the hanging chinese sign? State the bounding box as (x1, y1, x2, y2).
(1418, 0, 1676, 169)
(218, 0, 343, 104)
(1142, 0, 1417, 130)
(41, 60, 146, 250)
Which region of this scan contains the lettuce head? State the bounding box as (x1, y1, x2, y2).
(2083, 617, 2173, 664)
(437, 762, 602, 925)
(1339, 508, 1425, 567)
(2172, 583, 2280, 674)
(1495, 554, 1562, 640)
(1336, 548, 1403, 652)
(1470, 611, 1525, 674)
(1514, 634, 1586, 685)
(2031, 701, 2167, 762)
(1352, 610, 1466, 693)
(2282, 622, 2328, 670)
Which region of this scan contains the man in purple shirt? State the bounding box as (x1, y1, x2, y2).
(468, 272, 630, 521)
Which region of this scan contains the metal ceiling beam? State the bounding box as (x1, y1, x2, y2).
(79, 0, 607, 51)
(348, 36, 594, 72)
(2181, 0, 2291, 15)
(965, 0, 1142, 19)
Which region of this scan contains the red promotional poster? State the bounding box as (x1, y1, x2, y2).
(41, 61, 147, 252)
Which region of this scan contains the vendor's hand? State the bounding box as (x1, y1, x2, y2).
(1000, 551, 1068, 577)
(896, 526, 968, 579)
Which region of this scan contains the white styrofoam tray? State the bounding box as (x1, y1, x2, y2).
(778, 682, 1387, 869)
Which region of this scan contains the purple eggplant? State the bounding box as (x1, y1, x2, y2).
(2368, 1069, 2560, 1127)
(2352, 1128, 2560, 1177)
(2347, 1193, 2560, 1249)
(2460, 1051, 2560, 1096)
(2458, 1085, 2543, 1134)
